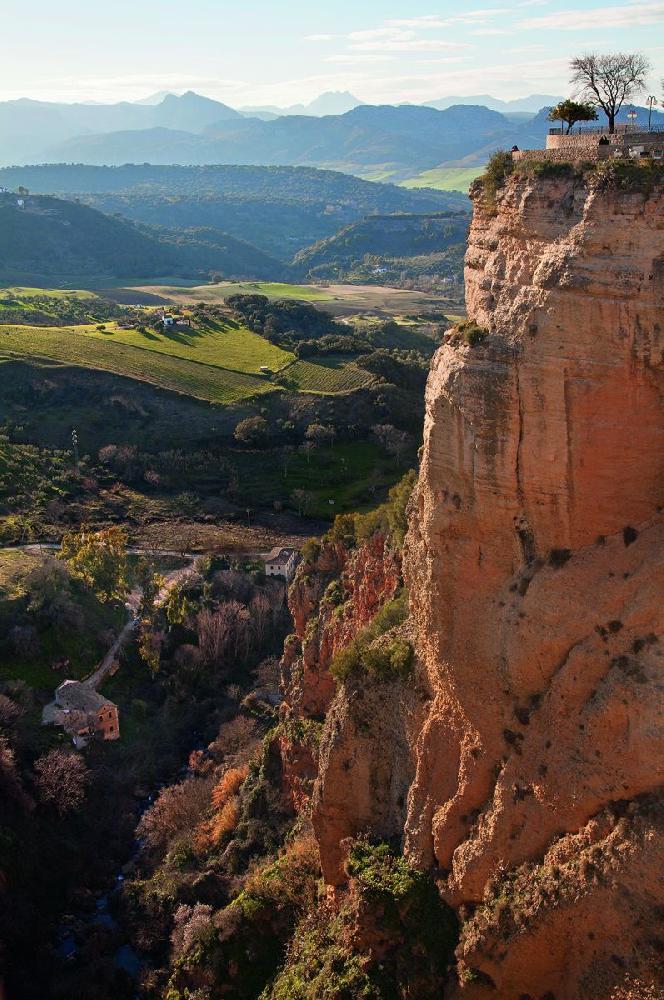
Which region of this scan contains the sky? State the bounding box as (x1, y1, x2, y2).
(1, 0, 663, 107)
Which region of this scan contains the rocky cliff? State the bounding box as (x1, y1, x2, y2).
(296, 168, 664, 999)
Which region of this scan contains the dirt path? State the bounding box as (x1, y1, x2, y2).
(83, 562, 195, 690)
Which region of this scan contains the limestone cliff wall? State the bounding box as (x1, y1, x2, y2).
(304, 171, 664, 999)
(402, 172, 664, 997)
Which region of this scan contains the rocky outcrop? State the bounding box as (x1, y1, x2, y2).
(279, 534, 402, 812)
(307, 170, 664, 998)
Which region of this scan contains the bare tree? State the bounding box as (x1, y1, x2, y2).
(34, 749, 90, 815)
(372, 424, 410, 467)
(138, 776, 213, 851)
(570, 52, 651, 133)
(249, 592, 271, 648)
(197, 601, 250, 668)
(305, 423, 335, 448)
(291, 489, 311, 517)
(171, 903, 213, 960)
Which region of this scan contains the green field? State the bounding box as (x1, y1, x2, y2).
(140, 281, 335, 304)
(2, 286, 98, 300)
(233, 440, 404, 519)
(276, 357, 375, 394)
(0, 324, 377, 401)
(80, 319, 294, 375)
(0, 325, 274, 404)
(401, 167, 484, 193)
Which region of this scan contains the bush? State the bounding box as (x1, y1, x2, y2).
(481, 150, 515, 204)
(267, 841, 458, 999)
(457, 320, 487, 347)
(329, 592, 413, 683)
(234, 416, 270, 447)
(300, 538, 321, 564)
(325, 469, 417, 552)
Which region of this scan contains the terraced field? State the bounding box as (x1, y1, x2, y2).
(80, 320, 294, 375)
(276, 357, 375, 394)
(0, 325, 273, 404)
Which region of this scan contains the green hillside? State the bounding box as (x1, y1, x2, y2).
(79, 319, 294, 375)
(400, 166, 485, 193)
(0, 192, 286, 283)
(0, 325, 273, 404)
(294, 212, 468, 285)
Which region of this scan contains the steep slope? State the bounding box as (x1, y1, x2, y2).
(282, 166, 664, 998)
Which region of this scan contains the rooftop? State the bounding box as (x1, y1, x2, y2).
(264, 546, 296, 565)
(56, 679, 115, 713)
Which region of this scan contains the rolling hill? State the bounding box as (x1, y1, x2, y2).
(293, 212, 468, 283)
(0, 193, 286, 282)
(0, 164, 469, 260)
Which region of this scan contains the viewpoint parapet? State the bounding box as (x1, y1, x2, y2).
(514, 123, 664, 164)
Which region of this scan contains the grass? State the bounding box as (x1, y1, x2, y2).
(0, 325, 276, 404)
(139, 281, 334, 304)
(401, 166, 484, 193)
(79, 319, 294, 375)
(2, 287, 98, 301)
(275, 357, 375, 394)
(0, 548, 41, 596)
(233, 440, 406, 518)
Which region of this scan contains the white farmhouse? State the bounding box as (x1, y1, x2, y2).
(263, 546, 299, 582)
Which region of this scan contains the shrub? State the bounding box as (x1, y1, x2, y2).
(481, 150, 515, 204)
(300, 538, 321, 564)
(234, 415, 270, 447)
(329, 593, 413, 682)
(457, 320, 487, 347)
(326, 469, 417, 552)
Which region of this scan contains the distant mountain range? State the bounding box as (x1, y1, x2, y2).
(426, 94, 563, 113)
(0, 91, 241, 164)
(239, 91, 362, 119)
(2, 90, 662, 180)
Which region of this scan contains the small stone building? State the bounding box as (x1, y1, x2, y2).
(54, 680, 120, 747)
(263, 546, 299, 582)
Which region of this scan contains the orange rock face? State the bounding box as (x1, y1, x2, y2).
(401, 173, 664, 995)
(280, 534, 402, 814)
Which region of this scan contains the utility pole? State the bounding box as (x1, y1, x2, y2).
(71, 428, 80, 476)
(646, 96, 657, 131)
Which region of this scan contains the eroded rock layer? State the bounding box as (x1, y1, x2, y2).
(402, 173, 664, 995)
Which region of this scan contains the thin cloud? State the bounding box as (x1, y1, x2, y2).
(519, 2, 664, 29)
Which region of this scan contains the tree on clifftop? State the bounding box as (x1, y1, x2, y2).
(570, 52, 650, 133)
(548, 99, 598, 134)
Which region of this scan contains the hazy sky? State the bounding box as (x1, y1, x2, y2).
(1, 0, 663, 106)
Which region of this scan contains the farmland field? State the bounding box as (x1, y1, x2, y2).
(400, 166, 483, 193)
(0, 325, 274, 404)
(1, 286, 98, 300)
(276, 357, 375, 394)
(79, 319, 294, 375)
(136, 281, 335, 305)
